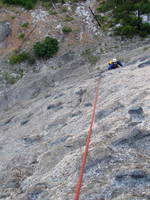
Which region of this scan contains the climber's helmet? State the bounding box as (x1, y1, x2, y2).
(113, 58, 117, 63)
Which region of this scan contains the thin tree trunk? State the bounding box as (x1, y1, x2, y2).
(137, 9, 141, 30)
(89, 6, 102, 28)
(51, 0, 57, 9)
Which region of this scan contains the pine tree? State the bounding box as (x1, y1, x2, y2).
(97, 0, 150, 36)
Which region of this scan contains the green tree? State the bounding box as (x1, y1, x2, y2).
(97, 0, 150, 36)
(3, 0, 37, 9)
(33, 36, 59, 58)
(3, 0, 85, 9)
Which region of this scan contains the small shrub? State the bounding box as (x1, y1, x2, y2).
(8, 77, 17, 84)
(62, 26, 72, 33)
(21, 22, 29, 28)
(62, 7, 68, 12)
(11, 16, 16, 19)
(143, 46, 149, 51)
(33, 36, 59, 58)
(9, 52, 35, 65)
(42, 1, 52, 9)
(26, 0, 37, 9)
(18, 33, 25, 39)
(64, 14, 74, 21)
(48, 9, 57, 15)
(9, 52, 29, 64)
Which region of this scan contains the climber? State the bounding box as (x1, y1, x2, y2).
(108, 58, 123, 70)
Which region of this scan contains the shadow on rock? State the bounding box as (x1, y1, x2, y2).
(96, 102, 124, 122)
(112, 128, 150, 148)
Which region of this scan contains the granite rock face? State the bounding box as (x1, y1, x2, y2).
(0, 52, 150, 200)
(0, 21, 11, 42)
(0, 21, 11, 48)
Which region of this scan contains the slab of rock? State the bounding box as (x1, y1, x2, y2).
(0, 21, 11, 42)
(112, 128, 150, 150)
(138, 60, 150, 68)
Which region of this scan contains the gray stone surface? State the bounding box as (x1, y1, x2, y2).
(0, 14, 150, 200)
(138, 60, 150, 68)
(0, 21, 11, 42)
(0, 56, 150, 200)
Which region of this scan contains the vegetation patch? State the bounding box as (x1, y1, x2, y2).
(9, 37, 59, 65)
(64, 14, 74, 21)
(9, 52, 35, 65)
(42, 1, 52, 9)
(97, 0, 150, 37)
(0, 0, 5, 8)
(62, 26, 72, 33)
(33, 36, 59, 58)
(11, 16, 16, 19)
(18, 33, 25, 40)
(2, 0, 37, 9)
(21, 22, 29, 28)
(61, 6, 68, 13)
(143, 46, 149, 51)
(48, 9, 57, 15)
(2, 0, 85, 9)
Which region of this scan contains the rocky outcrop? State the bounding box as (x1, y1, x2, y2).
(0, 21, 11, 49)
(0, 71, 55, 112)
(0, 21, 11, 42)
(0, 52, 150, 200)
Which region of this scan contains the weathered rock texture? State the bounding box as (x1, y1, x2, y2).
(0, 21, 11, 49)
(0, 47, 150, 200)
(0, 21, 10, 42)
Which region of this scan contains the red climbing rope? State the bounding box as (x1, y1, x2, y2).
(74, 78, 101, 200)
